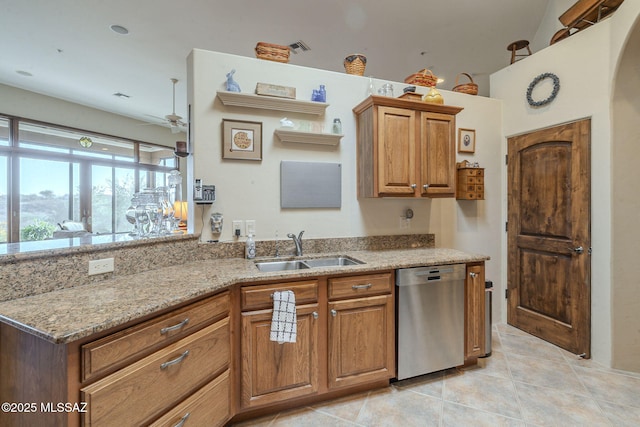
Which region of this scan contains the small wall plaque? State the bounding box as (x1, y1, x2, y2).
(256, 83, 296, 99)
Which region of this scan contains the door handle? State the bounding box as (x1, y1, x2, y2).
(569, 246, 584, 254)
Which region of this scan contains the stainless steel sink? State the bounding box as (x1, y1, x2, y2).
(303, 256, 364, 268)
(255, 256, 364, 272)
(254, 260, 310, 272)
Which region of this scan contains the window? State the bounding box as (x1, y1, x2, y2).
(0, 115, 178, 242)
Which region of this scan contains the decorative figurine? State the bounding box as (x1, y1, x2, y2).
(225, 69, 241, 92)
(280, 117, 294, 128)
(311, 84, 326, 102)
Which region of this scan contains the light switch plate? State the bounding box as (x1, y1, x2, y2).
(245, 220, 256, 236)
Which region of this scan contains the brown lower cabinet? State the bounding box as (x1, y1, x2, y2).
(0, 264, 484, 426)
(239, 272, 396, 412)
(465, 262, 486, 360)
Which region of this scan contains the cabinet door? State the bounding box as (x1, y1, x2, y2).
(328, 294, 395, 389)
(377, 106, 418, 196)
(465, 263, 486, 360)
(240, 304, 319, 409)
(420, 112, 456, 197)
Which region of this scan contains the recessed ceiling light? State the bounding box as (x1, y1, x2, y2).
(110, 24, 129, 35)
(16, 70, 33, 77)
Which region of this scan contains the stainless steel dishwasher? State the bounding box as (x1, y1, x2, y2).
(396, 263, 466, 380)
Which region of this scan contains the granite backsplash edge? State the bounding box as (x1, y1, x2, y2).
(0, 234, 434, 302)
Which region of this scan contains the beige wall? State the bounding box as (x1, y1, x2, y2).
(187, 49, 505, 322)
(491, 0, 640, 370)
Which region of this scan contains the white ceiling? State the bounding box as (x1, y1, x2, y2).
(0, 0, 549, 130)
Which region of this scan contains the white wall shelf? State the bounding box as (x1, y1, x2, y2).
(216, 91, 328, 115)
(274, 129, 342, 146)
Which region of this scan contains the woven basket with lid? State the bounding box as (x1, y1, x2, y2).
(344, 54, 367, 76)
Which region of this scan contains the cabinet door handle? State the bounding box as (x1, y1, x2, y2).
(160, 350, 190, 370)
(331, 309, 337, 317)
(160, 318, 190, 335)
(173, 413, 190, 427)
(423, 184, 429, 190)
(411, 184, 417, 189)
(469, 272, 477, 278)
(352, 283, 372, 290)
(312, 311, 319, 319)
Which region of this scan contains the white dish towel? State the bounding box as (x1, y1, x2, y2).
(270, 290, 297, 344)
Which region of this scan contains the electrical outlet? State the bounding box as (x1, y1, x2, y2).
(89, 258, 114, 276)
(245, 220, 256, 236)
(232, 220, 243, 238)
(399, 216, 410, 229)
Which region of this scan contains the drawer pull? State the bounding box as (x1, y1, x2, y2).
(160, 318, 190, 335)
(173, 413, 190, 427)
(160, 350, 190, 370)
(312, 311, 319, 319)
(331, 309, 337, 317)
(352, 283, 373, 290)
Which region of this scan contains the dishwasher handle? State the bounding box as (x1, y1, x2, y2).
(396, 264, 466, 286)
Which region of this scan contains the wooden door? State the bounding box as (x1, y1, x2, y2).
(465, 263, 486, 360)
(327, 294, 395, 389)
(420, 111, 456, 197)
(240, 304, 319, 409)
(377, 106, 417, 196)
(507, 119, 591, 356)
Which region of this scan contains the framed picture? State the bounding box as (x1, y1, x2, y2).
(458, 128, 476, 153)
(222, 119, 262, 160)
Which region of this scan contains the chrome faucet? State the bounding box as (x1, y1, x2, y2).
(287, 231, 304, 256)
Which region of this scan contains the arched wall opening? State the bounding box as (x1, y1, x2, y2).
(611, 14, 640, 372)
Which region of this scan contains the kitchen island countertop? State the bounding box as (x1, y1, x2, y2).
(0, 247, 488, 344)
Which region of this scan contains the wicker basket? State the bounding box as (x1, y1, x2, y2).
(404, 69, 438, 87)
(344, 54, 367, 76)
(255, 42, 290, 63)
(452, 73, 478, 95)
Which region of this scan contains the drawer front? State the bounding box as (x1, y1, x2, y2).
(149, 370, 230, 427)
(82, 318, 229, 427)
(458, 191, 484, 200)
(459, 168, 478, 177)
(458, 168, 484, 177)
(82, 292, 229, 382)
(241, 280, 318, 311)
(461, 176, 473, 184)
(329, 272, 393, 300)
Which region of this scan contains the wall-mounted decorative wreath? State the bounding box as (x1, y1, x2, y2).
(526, 72, 560, 107)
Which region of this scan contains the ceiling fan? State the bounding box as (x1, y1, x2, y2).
(143, 78, 186, 133)
(164, 78, 186, 134)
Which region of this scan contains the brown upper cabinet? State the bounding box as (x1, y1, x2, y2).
(353, 95, 463, 198)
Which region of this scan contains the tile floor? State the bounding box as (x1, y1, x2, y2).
(232, 323, 640, 427)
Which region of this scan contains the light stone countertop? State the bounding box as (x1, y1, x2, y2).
(0, 248, 488, 344)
